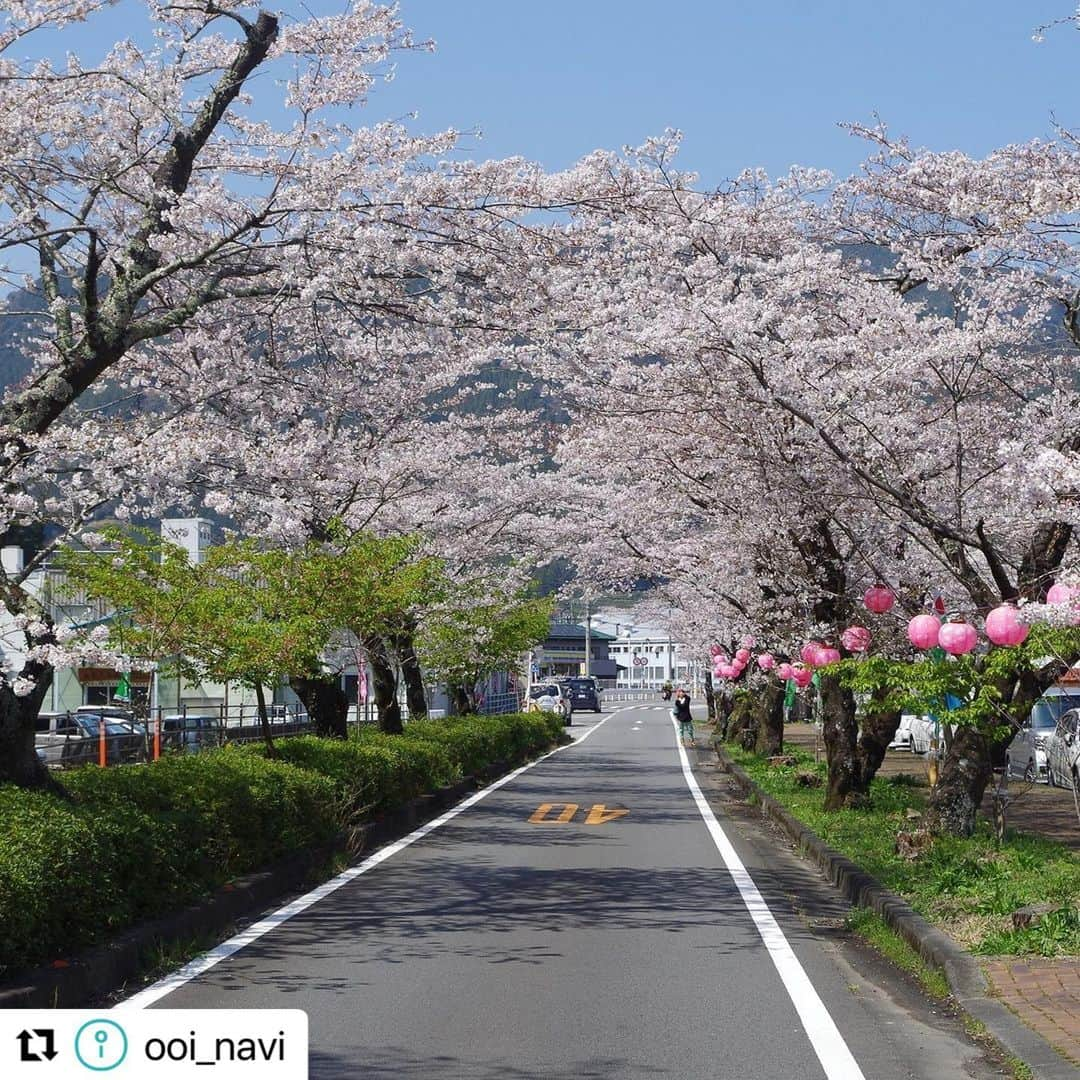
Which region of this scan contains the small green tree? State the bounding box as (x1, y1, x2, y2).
(61, 530, 334, 754)
(419, 587, 553, 714)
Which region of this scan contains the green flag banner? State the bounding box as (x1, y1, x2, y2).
(113, 673, 131, 702)
(784, 679, 797, 709)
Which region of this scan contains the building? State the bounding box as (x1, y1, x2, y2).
(592, 613, 700, 690)
(533, 622, 617, 679)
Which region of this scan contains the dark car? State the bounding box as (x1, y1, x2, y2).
(161, 714, 223, 753)
(562, 677, 602, 713)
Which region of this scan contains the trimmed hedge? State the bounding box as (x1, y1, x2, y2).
(0, 711, 563, 977)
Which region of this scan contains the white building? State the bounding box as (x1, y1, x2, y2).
(592, 612, 700, 690)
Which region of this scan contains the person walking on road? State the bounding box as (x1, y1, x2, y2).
(672, 687, 694, 746)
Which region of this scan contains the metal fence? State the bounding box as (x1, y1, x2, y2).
(36, 703, 319, 769)
(37, 691, 531, 770)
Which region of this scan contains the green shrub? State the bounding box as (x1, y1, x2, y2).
(0, 710, 562, 977)
(270, 735, 460, 813)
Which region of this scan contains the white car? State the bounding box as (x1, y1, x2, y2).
(1005, 700, 1059, 782)
(888, 714, 937, 755)
(1047, 708, 1080, 790)
(528, 683, 573, 720)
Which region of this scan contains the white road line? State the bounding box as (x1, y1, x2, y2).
(118, 713, 617, 1010)
(673, 721, 866, 1080)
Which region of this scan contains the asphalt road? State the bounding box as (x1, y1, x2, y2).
(124, 704, 1001, 1079)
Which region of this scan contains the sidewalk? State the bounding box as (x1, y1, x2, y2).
(771, 724, 1080, 1071)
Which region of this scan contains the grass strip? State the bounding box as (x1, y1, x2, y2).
(723, 742, 1080, 957)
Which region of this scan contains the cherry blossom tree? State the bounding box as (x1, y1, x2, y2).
(0, 0, 644, 787)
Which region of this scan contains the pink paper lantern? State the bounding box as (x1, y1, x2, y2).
(938, 621, 978, 656)
(757, 652, 776, 671)
(777, 662, 795, 681)
(841, 625, 871, 652)
(864, 583, 896, 615)
(722, 664, 738, 679)
(735, 648, 751, 663)
(800, 641, 824, 666)
(1047, 583, 1078, 605)
(907, 613, 941, 651)
(984, 604, 1029, 647)
(792, 665, 813, 688)
(816, 646, 841, 665)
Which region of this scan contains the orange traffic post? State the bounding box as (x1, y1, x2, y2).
(98, 717, 107, 768)
(153, 713, 161, 761)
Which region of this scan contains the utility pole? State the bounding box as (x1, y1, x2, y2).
(584, 597, 592, 678)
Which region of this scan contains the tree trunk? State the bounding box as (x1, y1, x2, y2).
(754, 681, 785, 757)
(726, 693, 757, 750)
(253, 681, 277, 757)
(703, 670, 716, 721)
(289, 674, 348, 739)
(854, 687, 902, 789)
(365, 638, 402, 733)
(819, 673, 864, 810)
(924, 725, 992, 837)
(392, 631, 427, 720)
(450, 683, 475, 716)
(0, 665, 58, 790)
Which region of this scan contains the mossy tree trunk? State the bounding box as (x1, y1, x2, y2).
(289, 674, 349, 738)
(753, 680, 785, 756)
(364, 637, 402, 734)
(924, 725, 992, 837)
(391, 625, 427, 720)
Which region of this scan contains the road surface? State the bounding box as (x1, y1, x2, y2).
(123, 703, 1001, 1079)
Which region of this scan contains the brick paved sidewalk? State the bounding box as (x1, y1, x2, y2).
(983, 958, 1080, 1066)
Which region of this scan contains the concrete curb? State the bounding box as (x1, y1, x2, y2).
(712, 745, 1077, 1080)
(0, 753, 533, 1010)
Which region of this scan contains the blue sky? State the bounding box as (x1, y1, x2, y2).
(15, 1, 1080, 185)
(365, 1, 1079, 184)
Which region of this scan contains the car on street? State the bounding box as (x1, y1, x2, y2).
(528, 683, 574, 722)
(560, 676, 602, 713)
(1047, 707, 1080, 790)
(1004, 698, 1061, 782)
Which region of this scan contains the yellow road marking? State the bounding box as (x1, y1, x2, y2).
(585, 804, 630, 825)
(528, 803, 579, 824)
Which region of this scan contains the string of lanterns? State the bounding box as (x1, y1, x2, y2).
(708, 579, 1080, 686)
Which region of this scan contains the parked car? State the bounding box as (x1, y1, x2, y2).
(528, 683, 574, 723)
(561, 677, 602, 713)
(34, 711, 142, 766)
(76, 705, 148, 760)
(1047, 707, 1080, 790)
(887, 714, 937, 754)
(1005, 699, 1060, 782)
(161, 714, 223, 753)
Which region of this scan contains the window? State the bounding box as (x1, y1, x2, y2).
(34, 714, 52, 733)
(85, 686, 111, 706)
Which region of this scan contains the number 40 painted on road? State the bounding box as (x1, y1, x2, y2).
(528, 803, 629, 825)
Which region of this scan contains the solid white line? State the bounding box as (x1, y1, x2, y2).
(118, 713, 616, 1010)
(673, 722, 866, 1080)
